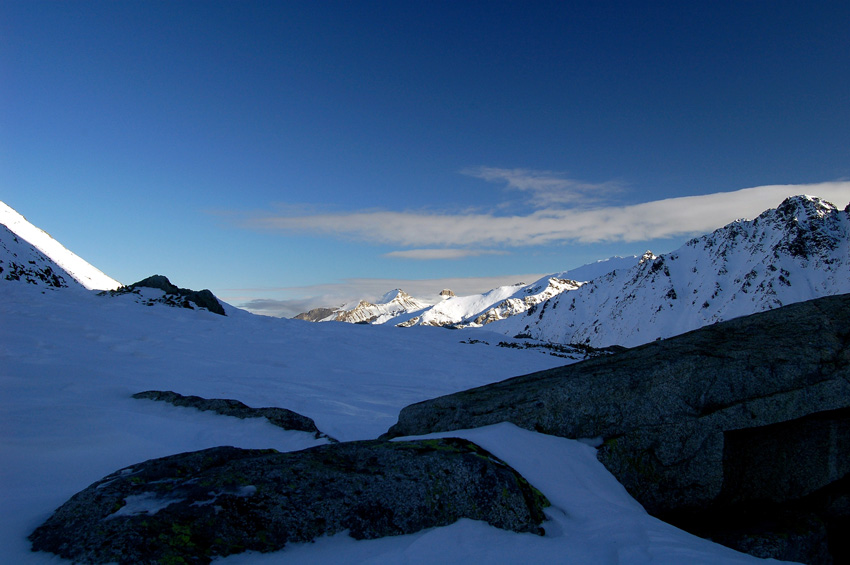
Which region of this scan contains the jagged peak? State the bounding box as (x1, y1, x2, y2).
(104, 274, 226, 316)
(638, 250, 656, 263)
(378, 289, 410, 304)
(768, 194, 837, 221)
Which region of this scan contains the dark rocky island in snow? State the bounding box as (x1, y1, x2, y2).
(29, 438, 548, 564)
(103, 274, 227, 315)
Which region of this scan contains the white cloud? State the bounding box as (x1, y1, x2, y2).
(462, 166, 623, 207)
(238, 182, 850, 249)
(383, 249, 507, 260)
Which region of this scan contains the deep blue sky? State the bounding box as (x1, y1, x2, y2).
(2, 1, 849, 315)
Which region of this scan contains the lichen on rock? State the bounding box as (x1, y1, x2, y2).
(29, 438, 549, 564)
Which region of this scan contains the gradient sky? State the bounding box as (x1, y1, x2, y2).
(2, 1, 849, 316)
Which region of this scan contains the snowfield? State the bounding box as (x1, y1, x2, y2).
(0, 282, 786, 564)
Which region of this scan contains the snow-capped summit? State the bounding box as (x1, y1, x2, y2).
(312, 288, 432, 324)
(395, 276, 582, 328)
(0, 200, 122, 290)
(491, 195, 850, 347)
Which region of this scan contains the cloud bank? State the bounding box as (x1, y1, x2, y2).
(461, 166, 623, 207)
(239, 182, 850, 256)
(383, 249, 507, 260)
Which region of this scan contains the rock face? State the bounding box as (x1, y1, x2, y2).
(293, 306, 338, 322)
(30, 439, 548, 564)
(384, 293, 850, 562)
(132, 390, 333, 440)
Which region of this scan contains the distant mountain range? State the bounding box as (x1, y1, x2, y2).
(3, 195, 849, 348)
(296, 195, 850, 347)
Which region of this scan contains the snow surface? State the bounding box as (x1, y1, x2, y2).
(0, 200, 122, 290)
(0, 281, 788, 564)
(0, 201, 794, 563)
(558, 254, 643, 283)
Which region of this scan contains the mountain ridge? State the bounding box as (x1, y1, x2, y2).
(0, 200, 122, 290)
(294, 195, 850, 348)
(491, 194, 850, 346)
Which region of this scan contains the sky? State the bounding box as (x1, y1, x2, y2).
(2, 0, 849, 317)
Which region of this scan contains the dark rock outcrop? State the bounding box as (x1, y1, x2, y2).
(103, 275, 226, 315)
(384, 293, 850, 562)
(30, 439, 548, 564)
(132, 275, 226, 315)
(132, 390, 334, 441)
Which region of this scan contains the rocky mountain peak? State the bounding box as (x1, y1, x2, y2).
(102, 274, 227, 316)
(638, 250, 656, 264)
(491, 195, 850, 347)
(378, 289, 411, 304)
(772, 194, 835, 221)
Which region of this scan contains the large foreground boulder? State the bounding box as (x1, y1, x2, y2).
(384, 293, 850, 562)
(30, 438, 548, 564)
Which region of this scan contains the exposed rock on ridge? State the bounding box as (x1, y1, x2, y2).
(30, 439, 548, 564)
(1, 224, 71, 289)
(294, 306, 338, 322)
(103, 274, 226, 316)
(0, 200, 122, 290)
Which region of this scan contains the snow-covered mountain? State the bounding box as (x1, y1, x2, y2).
(396, 276, 582, 328)
(296, 288, 432, 323)
(295, 256, 642, 328)
(1, 222, 76, 289)
(0, 200, 122, 290)
(492, 195, 850, 347)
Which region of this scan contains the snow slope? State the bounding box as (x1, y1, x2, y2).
(0, 210, 784, 564)
(491, 195, 850, 347)
(0, 200, 122, 290)
(0, 282, 783, 565)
